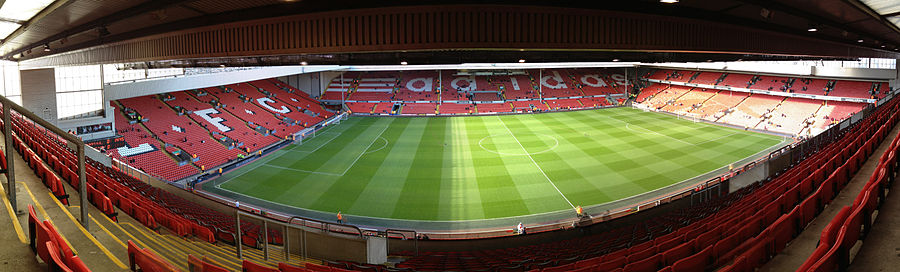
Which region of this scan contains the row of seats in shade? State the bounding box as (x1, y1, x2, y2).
(797, 105, 900, 271)
(5, 109, 282, 251)
(27, 204, 90, 272)
(396, 98, 896, 272)
(128, 243, 366, 272)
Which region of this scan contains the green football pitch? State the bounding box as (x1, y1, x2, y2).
(204, 107, 786, 223)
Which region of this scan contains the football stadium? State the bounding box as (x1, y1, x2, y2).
(0, 1, 898, 272)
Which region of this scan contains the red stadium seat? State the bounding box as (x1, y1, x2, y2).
(622, 253, 662, 272)
(244, 260, 280, 272)
(305, 263, 332, 272)
(46, 241, 73, 272)
(662, 240, 695, 266)
(595, 255, 626, 271)
(671, 245, 712, 272)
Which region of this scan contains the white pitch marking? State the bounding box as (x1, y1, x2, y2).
(496, 116, 576, 210)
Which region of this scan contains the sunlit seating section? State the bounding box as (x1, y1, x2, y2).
(755, 97, 822, 135)
(636, 83, 669, 103)
(718, 94, 784, 129)
(811, 101, 869, 131)
(661, 88, 718, 115)
(642, 85, 693, 109)
(691, 91, 750, 122)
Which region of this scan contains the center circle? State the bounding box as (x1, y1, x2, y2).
(478, 133, 559, 156)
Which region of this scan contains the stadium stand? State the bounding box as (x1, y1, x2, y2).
(396, 71, 439, 101)
(660, 88, 719, 114)
(719, 73, 754, 88)
(641, 85, 694, 109)
(393, 96, 897, 272)
(750, 75, 790, 92)
(108, 77, 340, 181)
(796, 102, 900, 271)
(788, 78, 829, 96)
(252, 79, 333, 119)
(690, 71, 724, 85)
(346, 102, 375, 114)
(373, 102, 395, 114)
(400, 103, 437, 115)
(494, 75, 539, 99)
(757, 97, 822, 135)
(545, 98, 583, 110)
(510, 100, 550, 112)
(578, 97, 613, 108)
(438, 102, 475, 114)
(475, 103, 513, 113)
(829, 80, 877, 99)
(718, 94, 784, 129)
(117, 95, 245, 170)
(163, 91, 282, 152)
(109, 104, 199, 181)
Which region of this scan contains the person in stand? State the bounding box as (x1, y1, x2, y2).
(517, 222, 525, 235)
(337, 211, 343, 224)
(575, 205, 584, 218)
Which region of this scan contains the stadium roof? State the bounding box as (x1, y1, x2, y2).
(4, 0, 900, 67)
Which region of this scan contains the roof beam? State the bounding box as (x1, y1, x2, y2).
(842, 0, 900, 41)
(0, 0, 76, 47)
(2, 0, 199, 57)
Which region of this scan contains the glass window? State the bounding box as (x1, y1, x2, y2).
(55, 65, 103, 118)
(0, 60, 22, 105)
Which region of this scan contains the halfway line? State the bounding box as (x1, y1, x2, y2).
(496, 116, 576, 209)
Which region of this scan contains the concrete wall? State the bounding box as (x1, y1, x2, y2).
(276, 72, 323, 97)
(103, 65, 342, 102)
(20, 68, 57, 125)
(645, 62, 897, 81)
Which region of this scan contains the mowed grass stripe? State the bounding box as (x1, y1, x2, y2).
(482, 116, 572, 215)
(345, 118, 419, 217)
(559, 111, 671, 198)
(309, 118, 412, 216)
(438, 118, 485, 220)
(467, 117, 532, 218)
(215, 108, 785, 221)
(392, 118, 447, 219)
(269, 117, 389, 173)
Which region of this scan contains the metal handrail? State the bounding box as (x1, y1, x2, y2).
(385, 229, 418, 256)
(0, 98, 89, 231)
